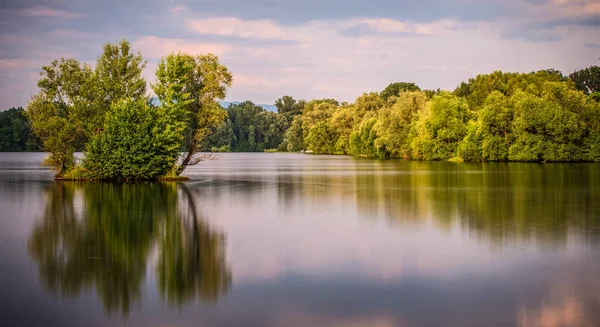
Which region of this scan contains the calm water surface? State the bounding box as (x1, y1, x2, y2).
(1, 152, 600, 327)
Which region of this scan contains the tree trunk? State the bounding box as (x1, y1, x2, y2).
(176, 139, 197, 176)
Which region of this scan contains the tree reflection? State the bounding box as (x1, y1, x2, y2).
(157, 184, 231, 306)
(28, 182, 231, 316)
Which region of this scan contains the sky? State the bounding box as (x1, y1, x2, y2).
(0, 0, 599, 108)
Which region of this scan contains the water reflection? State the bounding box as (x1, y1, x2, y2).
(6, 153, 600, 326)
(27, 182, 230, 315)
(270, 160, 600, 247)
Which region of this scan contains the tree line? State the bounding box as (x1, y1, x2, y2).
(0, 107, 39, 151)
(200, 67, 599, 163)
(3, 39, 599, 180)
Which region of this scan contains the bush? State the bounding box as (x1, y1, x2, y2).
(83, 99, 184, 181)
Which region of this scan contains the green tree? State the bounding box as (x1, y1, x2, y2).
(0, 107, 39, 151)
(475, 91, 513, 161)
(569, 65, 600, 95)
(410, 92, 469, 160)
(152, 53, 232, 175)
(380, 82, 421, 102)
(454, 70, 565, 111)
(26, 58, 93, 175)
(374, 91, 428, 158)
(86, 39, 148, 135)
(509, 86, 582, 162)
(83, 98, 185, 180)
(349, 117, 380, 157)
(285, 115, 304, 152)
(305, 121, 337, 154)
(275, 95, 305, 122)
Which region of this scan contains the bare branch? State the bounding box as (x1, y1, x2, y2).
(185, 152, 220, 166)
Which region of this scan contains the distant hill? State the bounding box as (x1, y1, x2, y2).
(219, 101, 277, 112)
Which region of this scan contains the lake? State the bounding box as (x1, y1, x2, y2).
(1, 152, 599, 327)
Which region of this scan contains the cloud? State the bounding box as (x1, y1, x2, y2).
(17, 5, 81, 18)
(180, 0, 515, 24)
(1, 0, 600, 108)
(584, 43, 600, 48)
(185, 17, 289, 40)
(342, 18, 459, 37)
(132, 36, 233, 59)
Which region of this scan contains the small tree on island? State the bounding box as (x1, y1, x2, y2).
(26, 40, 232, 180)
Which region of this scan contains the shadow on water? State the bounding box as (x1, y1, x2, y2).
(27, 182, 231, 315)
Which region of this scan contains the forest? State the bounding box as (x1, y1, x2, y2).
(2, 39, 599, 181)
(203, 66, 600, 163)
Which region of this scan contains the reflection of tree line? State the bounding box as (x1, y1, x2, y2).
(28, 182, 231, 315)
(275, 160, 600, 246)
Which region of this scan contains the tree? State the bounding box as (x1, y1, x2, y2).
(152, 53, 232, 175)
(87, 39, 148, 135)
(305, 121, 337, 154)
(509, 85, 584, 162)
(349, 117, 380, 157)
(83, 98, 185, 180)
(569, 66, 600, 95)
(285, 115, 304, 152)
(27, 40, 150, 177)
(374, 91, 428, 158)
(454, 70, 565, 111)
(475, 91, 513, 161)
(275, 96, 304, 122)
(26, 58, 93, 175)
(380, 82, 421, 102)
(410, 92, 469, 160)
(0, 107, 39, 151)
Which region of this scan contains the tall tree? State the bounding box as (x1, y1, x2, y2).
(153, 53, 232, 175)
(27, 58, 93, 175)
(89, 39, 148, 135)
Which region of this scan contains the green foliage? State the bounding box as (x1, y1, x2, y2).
(0, 107, 39, 151)
(374, 91, 428, 158)
(152, 53, 232, 175)
(96, 39, 147, 102)
(349, 117, 380, 157)
(275, 95, 305, 122)
(222, 101, 289, 152)
(569, 65, 600, 95)
(83, 99, 185, 180)
(509, 83, 593, 162)
(380, 82, 421, 102)
(454, 70, 565, 111)
(27, 94, 78, 175)
(285, 115, 304, 152)
(456, 122, 482, 162)
(410, 92, 469, 160)
(306, 121, 337, 154)
(475, 91, 513, 161)
(26, 40, 150, 176)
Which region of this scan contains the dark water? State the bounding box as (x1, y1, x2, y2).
(1, 153, 600, 327)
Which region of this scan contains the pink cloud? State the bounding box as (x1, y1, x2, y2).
(132, 36, 233, 59)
